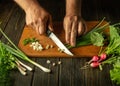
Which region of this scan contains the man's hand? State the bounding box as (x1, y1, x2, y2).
(25, 6, 53, 35)
(14, 0, 53, 35)
(64, 0, 87, 46)
(64, 15, 86, 46)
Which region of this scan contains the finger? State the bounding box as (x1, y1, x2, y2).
(33, 20, 40, 34)
(78, 21, 84, 36)
(70, 21, 78, 46)
(78, 19, 87, 36)
(48, 15, 54, 31)
(39, 22, 46, 34)
(32, 20, 38, 29)
(27, 22, 35, 29)
(64, 21, 72, 44)
(82, 21, 88, 35)
(38, 18, 46, 34)
(35, 25, 39, 34)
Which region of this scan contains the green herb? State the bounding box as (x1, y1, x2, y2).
(76, 18, 108, 47)
(0, 41, 32, 85)
(67, 17, 109, 49)
(0, 26, 51, 85)
(102, 55, 120, 85)
(92, 23, 120, 85)
(0, 41, 16, 86)
(90, 32, 104, 46)
(110, 58, 120, 85)
(0, 28, 51, 73)
(100, 24, 120, 85)
(23, 37, 39, 45)
(104, 25, 120, 55)
(81, 22, 120, 85)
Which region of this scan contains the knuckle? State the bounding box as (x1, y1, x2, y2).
(65, 15, 79, 22)
(72, 30, 77, 34)
(74, 16, 78, 21)
(39, 18, 44, 22)
(65, 16, 73, 21)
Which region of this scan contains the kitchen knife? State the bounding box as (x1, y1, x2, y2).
(47, 29, 73, 56)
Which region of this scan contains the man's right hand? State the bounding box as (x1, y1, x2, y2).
(14, 0, 53, 35)
(25, 5, 53, 35)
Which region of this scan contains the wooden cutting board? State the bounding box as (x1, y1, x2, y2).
(18, 21, 108, 58)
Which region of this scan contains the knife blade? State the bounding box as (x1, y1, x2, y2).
(47, 29, 73, 56)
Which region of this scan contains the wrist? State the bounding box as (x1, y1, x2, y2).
(14, 0, 42, 13)
(65, 0, 82, 16)
(65, 11, 81, 17)
(24, 0, 41, 13)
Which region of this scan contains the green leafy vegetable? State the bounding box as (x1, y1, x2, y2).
(76, 18, 109, 47)
(96, 23, 120, 85)
(102, 24, 120, 85)
(110, 59, 120, 85)
(90, 32, 104, 46)
(0, 28, 51, 72)
(0, 26, 51, 85)
(0, 28, 50, 86)
(23, 37, 39, 45)
(0, 41, 16, 86)
(67, 17, 109, 49)
(104, 25, 120, 55)
(81, 22, 120, 85)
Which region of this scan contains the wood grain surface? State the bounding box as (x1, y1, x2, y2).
(1, 1, 119, 86)
(18, 21, 108, 57)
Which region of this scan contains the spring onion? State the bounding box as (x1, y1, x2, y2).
(0, 28, 51, 73)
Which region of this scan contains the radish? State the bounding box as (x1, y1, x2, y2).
(90, 62, 100, 68)
(99, 53, 107, 62)
(88, 55, 99, 64)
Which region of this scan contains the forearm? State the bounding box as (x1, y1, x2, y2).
(14, 0, 40, 13)
(65, 0, 82, 16)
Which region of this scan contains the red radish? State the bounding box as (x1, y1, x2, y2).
(88, 55, 99, 64)
(92, 55, 99, 61)
(90, 62, 100, 68)
(99, 53, 107, 62)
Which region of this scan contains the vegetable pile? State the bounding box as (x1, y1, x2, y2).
(23, 37, 65, 53)
(23, 37, 39, 46)
(1, 18, 120, 85)
(0, 28, 51, 85)
(67, 17, 109, 49)
(81, 22, 120, 85)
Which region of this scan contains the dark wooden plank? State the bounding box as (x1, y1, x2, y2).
(0, 2, 15, 37)
(78, 59, 113, 86)
(1, 4, 25, 43)
(59, 58, 116, 86)
(1, 0, 120, 86)
(58, 58, 74, 86)
(0, 2, 34, 86)
(32, 58, 59, 86)
(58, 58, 88, 86)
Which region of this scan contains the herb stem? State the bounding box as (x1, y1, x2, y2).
(0, 28, 19, 51)
(0, 28, 51, 73)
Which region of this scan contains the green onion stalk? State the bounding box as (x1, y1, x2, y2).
(0, 28, 51, 73)
(66, 17, 109, 49)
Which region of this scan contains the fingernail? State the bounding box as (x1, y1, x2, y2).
(39, 30, 42, 34)
(71, 41, 76, 47)
(66, 40, 70, 44)
(71, 43, 75, 47)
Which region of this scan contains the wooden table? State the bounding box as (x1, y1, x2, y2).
(0, 1, 120, 86)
